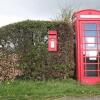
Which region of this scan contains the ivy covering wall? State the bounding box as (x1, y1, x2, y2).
(0, 20, 75, 81)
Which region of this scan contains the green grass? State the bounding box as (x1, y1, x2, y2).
(0, 79, 100, 100)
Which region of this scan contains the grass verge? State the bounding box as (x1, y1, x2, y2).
(0, 79, 100, 100)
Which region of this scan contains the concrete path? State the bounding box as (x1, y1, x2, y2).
(54, 96, 100, 100)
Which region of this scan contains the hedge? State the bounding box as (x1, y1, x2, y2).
(0, 20, 75, 81)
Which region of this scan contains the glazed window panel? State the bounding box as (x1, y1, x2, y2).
(84, 64, 97, 70)
(84, 24, 96, 30)
(84, 31, 97, 36)
(85, 71, 98, 77)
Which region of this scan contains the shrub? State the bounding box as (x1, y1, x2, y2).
(0, 20, 74, 81)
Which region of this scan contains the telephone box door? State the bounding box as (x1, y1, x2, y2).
(80, 21, 100, 84)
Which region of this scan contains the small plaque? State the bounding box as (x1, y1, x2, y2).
(51, 41, 55, 48)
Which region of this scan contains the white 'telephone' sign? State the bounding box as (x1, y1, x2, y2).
(80, 15, 100, 18)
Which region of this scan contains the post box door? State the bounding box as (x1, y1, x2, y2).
(48, 30, 57, 52)
(80, 21, 100, 84)
(48, 35, 57, 51)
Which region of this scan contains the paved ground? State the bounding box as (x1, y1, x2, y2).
(54, 96, 100, 100)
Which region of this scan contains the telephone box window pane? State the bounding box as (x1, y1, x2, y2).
(83, 57, 97, 63)
(84, 31, 97, 36)
(85, 71, 97, 77)
(85, 64, 97, 70)
(85, 37, 97, 49)
(86, 51, 97, 57)
(86, 57, 97, 63)
(85, 37, 96, 43)
(86, 44, 97, 49)
(85, 24, 96, 30)
(83, 57, 85, 63)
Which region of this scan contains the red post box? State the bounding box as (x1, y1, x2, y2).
(48, 30, 57, 52)
(72, 9, 100, 84)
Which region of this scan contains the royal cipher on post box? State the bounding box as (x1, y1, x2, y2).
(48, 30, 57, 52)
(72, 9, 100, 85)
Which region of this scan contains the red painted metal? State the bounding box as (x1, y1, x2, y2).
(48, 30, 57, 52)
(72, 9, 100, 85)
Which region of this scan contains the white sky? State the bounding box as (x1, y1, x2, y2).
(0, 0, 100, 27)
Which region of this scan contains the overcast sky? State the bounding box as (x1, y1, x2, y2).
(0, 0, 100, 27)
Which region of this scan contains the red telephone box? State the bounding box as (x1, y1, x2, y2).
(48, 30, 57, 52)
(72, 9, 100, 84)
